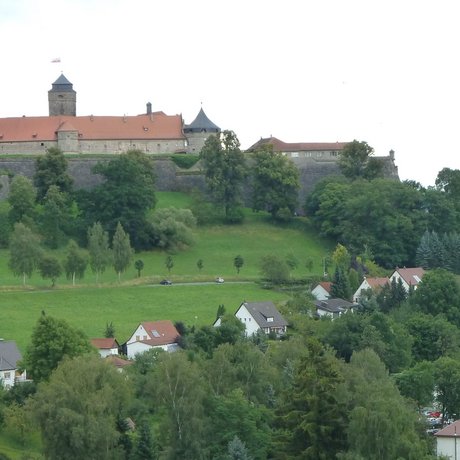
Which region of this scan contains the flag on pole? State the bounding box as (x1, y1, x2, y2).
(51, 58, 61, 63)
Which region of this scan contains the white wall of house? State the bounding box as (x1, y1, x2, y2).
(312, 285, 330, 301)
(389, 272, 410, 292)
(98, 347, 118, 358)
(235, 304, 260, 336)
(0, 369, 15, 389)
(353, 279, 372, 302)
(127, 325, 149, 345)
(437, 437, 460, 459)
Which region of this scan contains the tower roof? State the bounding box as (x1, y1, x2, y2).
(50, 74, 74, 92)
(184, 107, 220, 133)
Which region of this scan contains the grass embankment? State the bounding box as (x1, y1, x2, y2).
(0, 192, 332, 351)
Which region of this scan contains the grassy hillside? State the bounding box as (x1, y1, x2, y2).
(0, 192, 332, 351)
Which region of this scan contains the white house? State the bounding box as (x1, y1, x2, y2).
(389, 267, 425, 292)
(353, 277, 389, 302)
(311, 281, 332, 301)
(435, 419, 460, 459)
(125, 320, 180, 359)
(215, 301, 288, 336)
(90, 338, 120, 358)
(0, 340, 26, 389)
(315, 298, 357, 319)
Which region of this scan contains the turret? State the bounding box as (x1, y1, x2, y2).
(48, 74, 76, 116)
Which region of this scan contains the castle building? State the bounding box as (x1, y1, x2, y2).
(248, 136, 348, 161)
(0, 74, 220, 155)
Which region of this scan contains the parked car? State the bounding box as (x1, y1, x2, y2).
(215, 277, 224, 284)
(160, 279, 172, 285)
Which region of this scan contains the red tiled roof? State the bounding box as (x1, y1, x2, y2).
(319, 281, 332, 292)
(435, 420, 460, 437)
(366, 277, 390, 288)
(248, 136, 348, 152)
(91, 338, 119, 349)
(105, 355, 133, 368)
(395, 267, 425, 286)
(0, 113, 185, 142)
(139, 320, 180, 347)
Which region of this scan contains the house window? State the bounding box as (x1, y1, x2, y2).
(248, 318, 251, 321)
(4, 372, 10, 379)
(136, 335, 140, 341)
(143, 335, 147, 340)
(267, 317, 274, 322)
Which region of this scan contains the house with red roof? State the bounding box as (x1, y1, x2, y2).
(435, 419, 460, 458)
(311, 281, 332, 301)
(125, 320, 180, 359)
(248, 136, 347, 161)
(353, 277, 390, 302)
(390, 267, 425, 292)
(90, 338, 120, 358)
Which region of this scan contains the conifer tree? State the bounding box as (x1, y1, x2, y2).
(331, 266, 352, 300)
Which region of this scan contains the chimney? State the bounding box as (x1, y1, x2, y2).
(146, 102, 152, 115)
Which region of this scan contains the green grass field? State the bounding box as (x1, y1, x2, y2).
(0, 283, 290, 352)
(0, 192, 331, 352)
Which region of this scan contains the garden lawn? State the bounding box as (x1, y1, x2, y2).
(0, 282, 289, 352)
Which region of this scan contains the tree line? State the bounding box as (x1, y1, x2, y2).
(0, 304, 444, 460)
(306, 140, 460, 268)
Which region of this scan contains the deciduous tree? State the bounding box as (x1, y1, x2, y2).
(38, 254, 62, 287)
(29, 354, 131, 460)
(251, 144, 299, 219)
(22, 312, 94, 382)
(87, 222, 112, 282)
(81, 150, 156, 249)
(112, 222, 133, 281)
(64, 240, 88, 285)
(338, 140, 383, 180)
(200, 131, 246, 222)
(34, 147, 73, 202)
(7, 175, 37, 225)
(8, 222, 42, 285)
(134, 259, 144, 278)
(149, 207, 196, 250)
(234, 255, 244, 274)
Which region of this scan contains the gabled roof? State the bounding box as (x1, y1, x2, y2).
(393, 267, 425, 287)
(0, 113, 185, 142)
(184, 107, 220, 133)
(314, 281, 332, 293)
(364, 277, 390, 289)
(240, 301, 288, 329)
(91, 338, 119, 350)
(315, 298, 357, 313)
(137, 320, 180, 347)
(248, 136, 348, 153)
(435, 420, 460, 437)
(105, 355, 133, 369)
(0, 340, 22, 371)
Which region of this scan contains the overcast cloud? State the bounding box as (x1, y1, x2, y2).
(1, 0, 459, 186)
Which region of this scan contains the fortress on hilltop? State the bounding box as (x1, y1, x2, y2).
(0, 74, 219, 155)
(0, 74, 399, 204)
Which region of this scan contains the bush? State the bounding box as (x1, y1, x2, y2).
(170, 154, 200, 169)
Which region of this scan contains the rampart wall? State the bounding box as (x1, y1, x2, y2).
(0, 155, 398, 209)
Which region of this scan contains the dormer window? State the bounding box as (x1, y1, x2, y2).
(267, 317, 274, 322)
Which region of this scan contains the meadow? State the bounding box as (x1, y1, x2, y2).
(0, 192, 332, 352)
